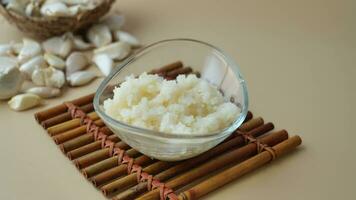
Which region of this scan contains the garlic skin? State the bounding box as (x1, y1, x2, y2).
(18, 38, 42, 63)
(65, 52, 89, 75)
(93, 42, 131, 60)
(0, 57, 24, 100)
(102, 14, 125, 31)
(32, 67, 65, 88)
(67, 71, 96, 86)
(92, 53, 113, 76)
(19, 55, 46, 79)
(86, 24, 112, 48)
(8, 93, 41, 111)
(114, 31, 140, 47)
(44, 53, 65, 70)
(26, 87, 61, 98)
(42, 36, 72, 58)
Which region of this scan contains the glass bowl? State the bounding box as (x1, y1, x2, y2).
(94, 39, 248, 161)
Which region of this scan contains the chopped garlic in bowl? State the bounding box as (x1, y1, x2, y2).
(103, 73, 240, 135)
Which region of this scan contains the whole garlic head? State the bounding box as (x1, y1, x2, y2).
(0, 57, 24, 100)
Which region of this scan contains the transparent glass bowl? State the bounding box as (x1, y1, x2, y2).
(94, 39, 248, 161)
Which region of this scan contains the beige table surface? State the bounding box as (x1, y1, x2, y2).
(0, 0, 355, 199)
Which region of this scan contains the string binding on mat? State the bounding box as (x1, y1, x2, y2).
(64, 102, 178, 200)
(236, 130, 277, 160)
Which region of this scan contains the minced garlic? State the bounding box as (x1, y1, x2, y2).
(103, 73, 240, 135)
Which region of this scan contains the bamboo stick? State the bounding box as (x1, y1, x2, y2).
(113, 122, 274, 200)
(34, 93, 94, 123)
(67, 136, 118, 160)
(59, 126, 113, 153)
(136, 130, 288, 200)
(101, 161, 175, 196)
(82, 149, 145, 178)
(52, 119, 104, 144)
(149, 61, 183, 75)
(178, 136, 302, 200)
(41, 103, 94, 129)
(239, 117, 264, 131)
(74, 142, 132, 169)
(91, 155, 154, 186)
(47, 112, 99, 136)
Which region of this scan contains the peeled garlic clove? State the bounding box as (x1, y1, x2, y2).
(102, 14, 125, 31)
(25, 86, 61, 98)
(44, 53, 65, 70)
(8, 93, 41, 111)
(67, 71, 96, 86)
(66, 52, 89, 75)
(114, 31, 140, 47)
(47, 67, 65, 88)
(40, 1, 74, 17)
(25, 2, 34, 16)
(0, 43, 13, 56)
(92, 54, 113, 76)
(86, 24, 112, 48)
(31, 68, 46, 86)
(93, 42, 131, 61)
(12, 42, 23, 55)
(0, 57, 24, 100)
(20, 55, 46, 79)
(42, 36, 72, 58)
(72, 36, 93, 50)
(6, 0, 28, 15)
(18, 38, 42, 63)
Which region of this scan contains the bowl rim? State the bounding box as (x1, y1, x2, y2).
(94, 38, 249, 139)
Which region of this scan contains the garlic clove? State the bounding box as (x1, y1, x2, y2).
(72, 36, 94, 50)
(44, 53, 65, 70)
(102, 14, 125, 31)
(6, 0, 28, 15)
(67, 71, 96, 86)
(32, 67, 66, 88)
(93, 42, 131, 61)
(25, 2, 34, 16)
(46, 67, 66, 88)
(86, 24, 112, 48)
(20, 55, 47, 79)
(40, 1, 74, 17)
(0, 43, 13, 56)
(65, 52, 89, 75)
(8, 93, 41, 111)
(114, 31, 140, 47)
(92, 53, 113, 76)
(0, 57, 24, 100)
(18, 38, 42, 63)
(42, 36, 72, 58)
(25, 86, 61, 98)
(12, 42, 23, 55)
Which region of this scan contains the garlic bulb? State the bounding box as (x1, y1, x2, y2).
(8, 93, 41, 111)
(26, 86, 61, 98)
(67, 71, 96, 86)
(42, 36, 72, 58)
(65, 52, 89, 75)
(86, 24, 112, 48)
(92, 53, 113, 76)
(0, 57, 24, 100)
(18, 38, 42, 63)
(93, 42, 131, 60)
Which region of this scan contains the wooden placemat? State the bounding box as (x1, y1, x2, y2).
(34, 94, 301, 200)
(34, 61, 302, 200)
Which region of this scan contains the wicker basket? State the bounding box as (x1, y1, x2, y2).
(0, 0, 115, 39)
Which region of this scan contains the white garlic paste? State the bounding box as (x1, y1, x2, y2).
(104, 73, 241, 135)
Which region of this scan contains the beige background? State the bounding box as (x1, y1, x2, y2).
(0, 0, 355, 199)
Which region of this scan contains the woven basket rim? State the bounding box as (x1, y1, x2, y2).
(0, 0, 114, 23)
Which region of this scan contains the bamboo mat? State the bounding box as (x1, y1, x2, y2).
(34, 60, 301, 200)
(34, 93, 302, 200)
